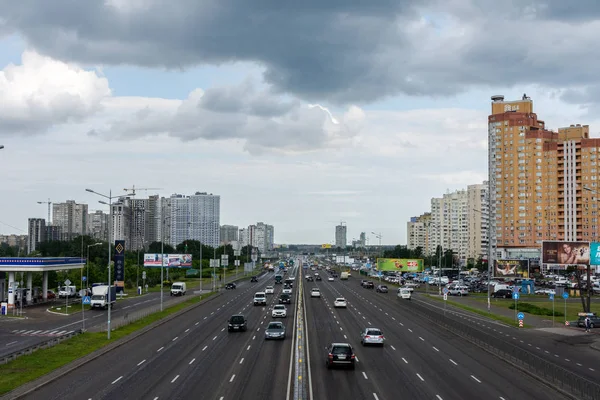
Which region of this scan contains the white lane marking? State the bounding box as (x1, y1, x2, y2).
(408, 329, 413, 332)
(211, 312, 214, 315)
(362, 372, 368, 380)
(157, 347, 164, 352)
(565, 359, 570, 362)
(419, 337, 424, 342)
(373, 394, 380, 400)
(416, 373, 425, 382)
(432, 346, 439, 352)
(171, 375, 180, 383)
(247, 345, 251, 350)
(590, 368, 595, 371)
(189, 358, 196, 365)
(355, 356, 360, 362)
(577, 363, 582, 366)
(5, 341, 18, 346)
(230, 374, 236, 382)
(500, 397, 506, 400)
(344, 334, 347, 339)
(399, 322, 404, 326)
(253, 335, 256, 340)
(449, 359, 457, 366)
(204, 317, 207, 320)
(185, 329, 190, 333)
(123, 305, 131, 309)
(213, 336, 218, 340)
(202, 346, 208, 351)
(436, 396, 443, 400)
(221, 328, 225, 332)
(137, 360, 146, 366)
(240, 358, 244, 364)
(172, 337, 178, 341)
(390, 345, 396, 351)
(112, 376, 123, 384)
(195, 322, 199, 325)
(402, 357, 408, 364)
(471, 375, 481, 383)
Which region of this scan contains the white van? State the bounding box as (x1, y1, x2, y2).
(170, 282, 187, 296)
(398, 288, 412, 300)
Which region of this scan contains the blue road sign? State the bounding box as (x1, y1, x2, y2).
(82, 276, 87, 282)
(424, 276, 429, 282)
(82, 296, 91, 305)
(562, 292, 569, 300)
(517, 312, 525, 320)
(443, 287, 449, 295)
(549, 294, 554, 301)
(512, 293, 520, 300)
(512, 286, 520, 293)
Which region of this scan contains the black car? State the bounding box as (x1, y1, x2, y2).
(364, 281, 374, 289)
(250, 276, 258, 282)
(325, 343, 356, 369)
(316, 275, 322, 281)
(225, 283, 237, 290)
(492, 289, 512, 299)
(228, 314, 247, 332)
(279, 294, 291, 304)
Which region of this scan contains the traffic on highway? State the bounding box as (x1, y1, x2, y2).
(0, 258, 587, 400)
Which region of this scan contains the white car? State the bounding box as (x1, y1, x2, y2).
(282, 288, 292, 294)
(272, 304, 287, 318)
(310, 288, 321, 297)
(328, 277, 334, 282)
(265, 286, 274, 294)
(334, 298, 347, 308)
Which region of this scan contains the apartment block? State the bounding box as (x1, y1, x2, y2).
(87, 210, 108, 241)
(0, 234, 27, 249)
(488, 94, 600, 259)
(168, 192, 220, 248)
(27, 218, 46, 254)
(52, 200, 88, 240)
(335, 224, 347, 248)
(466, 182, 489, 260)
(407, 213, 431, 252)
(220, 225, 239, 244)
(239, 223, 274, 253)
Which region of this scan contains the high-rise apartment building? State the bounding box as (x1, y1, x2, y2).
(87, 210, 108, 241)
(27, 218, 46, 254)
(407, 213, 431, 252)
(168, 192, 220, 248)
(466, 182, 489, 260)
(0, 234, 27, 248)
(220, 225, 239, 244)
(52, 200, 88, 240)
(488, 94, 600, 259)
(335, 224, 347, 248)
(359, 232, 366, 247)
(238, 223, 274, 253)
(111, 198, 132, 245)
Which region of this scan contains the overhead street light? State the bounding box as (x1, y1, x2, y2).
(85, 188, 116, 340)
(87, 243, 103, 289)
(0, 145, 4, 149)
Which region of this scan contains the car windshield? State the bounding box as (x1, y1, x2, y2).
(268, 322, 283, 329)
(274, 305, 285, 310)
(172, 285, 181, 289)
(332, 346, 351, 355)
(336, 298, 345, 302)
(231, 316, 244, 323)
(312, 288, 319, 291)
(366, 329, 382, 336)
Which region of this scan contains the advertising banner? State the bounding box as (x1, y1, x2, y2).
(590, 242, 600, 265)
(321, 244, 332, 249)
(494, 259, 529, 278)
(143, 254, 193, 268)
(541, 241, 590, 266)
(376, 258, 424, 272)
(114, 240, 125, 282)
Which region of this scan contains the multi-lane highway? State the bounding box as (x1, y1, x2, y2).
(2, 262, 578, 400)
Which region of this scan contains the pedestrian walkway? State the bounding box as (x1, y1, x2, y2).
(11, 329, 74, 337)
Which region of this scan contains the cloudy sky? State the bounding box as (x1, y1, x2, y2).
(0, 1, 598, 245)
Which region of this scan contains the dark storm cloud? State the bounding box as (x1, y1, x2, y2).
(2, 1, 600, 103)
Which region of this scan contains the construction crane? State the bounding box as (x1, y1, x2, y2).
(123, 185, 163, 197)
(37, 198, 52, 225)
(371, 232, 382, 247)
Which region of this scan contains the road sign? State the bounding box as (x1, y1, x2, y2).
(234, 250, 241, 257)
(82, 296, 91, 305)
(424, 276, 429, 283)
(442, 287, 449, 295)
(562, 292, 569, 300)
(142, 271, 146, 279)
(549, 294, 554, 301)
(210, 259, 219, 268)
(517, 312, 525, 320)
(518, 320, 523, 328)
(443, 294, 448, 301)
(82, 276, 87, 282)
(512, 293, 520, 300)
(65, 279, 72, 286)
(235, 260, 240, 266)
(565, 321, 570, 326)
(512, 286, 519, 293)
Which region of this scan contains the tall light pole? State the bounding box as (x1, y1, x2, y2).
(85, 188, 115, 340)
(87, 243, 102, 290)
(0, 145, 4, 149)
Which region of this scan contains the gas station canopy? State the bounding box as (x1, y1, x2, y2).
(0, 257, 86, 272)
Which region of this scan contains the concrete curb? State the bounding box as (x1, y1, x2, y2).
(589, 340, 600, 352)
(0, 292, 223, 400)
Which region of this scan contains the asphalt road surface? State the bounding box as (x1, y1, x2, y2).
(6, 267, 575, 400)
(0, 272, 252, 359)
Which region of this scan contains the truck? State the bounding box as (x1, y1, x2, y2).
(170, 282, 187, 296)
(90, 285, 117, 309)
(58, 285, 77, 298)
(340, 272, 349, 280)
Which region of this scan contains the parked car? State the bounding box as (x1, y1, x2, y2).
(492, 289, 512, 299)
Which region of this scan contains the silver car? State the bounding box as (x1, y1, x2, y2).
(265, 321, 286, 340)
(360, 328, 385, 346)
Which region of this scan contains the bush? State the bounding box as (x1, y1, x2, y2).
(509, 302, 564, 317)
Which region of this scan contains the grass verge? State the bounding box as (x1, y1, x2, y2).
(0, 292, 214, 396)
(508, 302, 563, 317)
(425, 295, 523, 327)
(47, 304, 88, 315)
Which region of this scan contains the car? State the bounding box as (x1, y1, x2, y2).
(334, 298, 347, 308)
(272, 304, 287, 318)
(376, 285, 388, 293)
(254, 292, 267, 306)
(364, 281, 374, 289)
(250, 276, 258, 282)
(279, 293, 291, 304)
(316, 275, 322, 281)
(265, 321, 286, 340)
(265, 286, 275, 294)
(227, 314, 247, 332)
(225, 283, 236, 290)
(328, 277, 334, 282)
(492, 289, 512, 299)
(449, 285, 469, 296)
(360, 327, 385, 346)
(282, 288, 292, 294)
(325, 343, 356, 369)
(311, 288, 321, 298)
(306, 276, 314, 282)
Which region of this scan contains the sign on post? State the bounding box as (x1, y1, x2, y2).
(82, 296, 91, 305)
(82, 276, 87, 282)
(234, 250, 241, 257)
(512, 292, 520, 300)
(65, 279, 72, 286)
(210, 259, 220, 268)
(549, 293, 554, 301)
(142, 271, 146, 279)
(221, 254, 229, 267)
(235, 260, 240, 266)
(562, 292, 569, 300)
(443, 293, 448, 301)
(442, 287, 449, 295)
(517, 312, 524, 320)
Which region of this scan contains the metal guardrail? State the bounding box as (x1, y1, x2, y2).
(293, 277, 308, 400)
(412, 300, 600, 400)
(0, 330, 83, 365)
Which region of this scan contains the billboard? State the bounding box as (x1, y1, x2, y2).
(143, 254, 193, 268)
(113, 240, 125, 291)
(494, 259, 529, 278)
(541, 241, 590, 266)
(591, 242, 600, 265)
(321, 244, 332, 249)
(376, 258, 424, 272)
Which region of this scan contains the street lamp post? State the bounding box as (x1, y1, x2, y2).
(87, 243, 102, 289)
(85, 188, 115, 340)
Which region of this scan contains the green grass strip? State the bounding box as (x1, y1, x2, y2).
(425, 295, 524, 328)
(0, 292, 214, 396)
